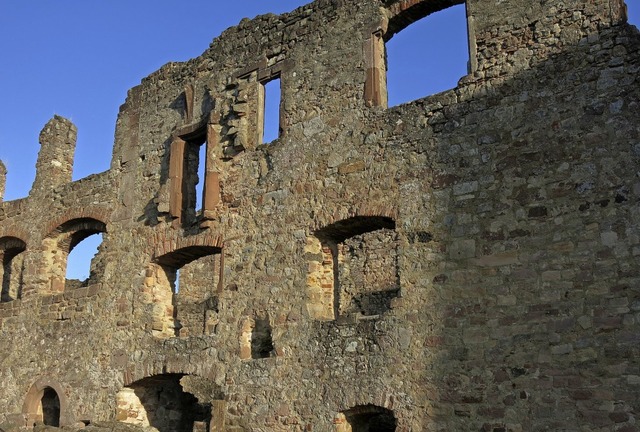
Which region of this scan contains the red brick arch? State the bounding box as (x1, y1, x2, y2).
(385, 0, 465, 38)
(0, 236, 27, 255)
(41, 207, 111, 240)
(0, 226, 30, 246)
(151, 231, 224, 261)
(46, 218, 107, 252)
(0, 235, 27, 302)
(310, 204, 397, 234)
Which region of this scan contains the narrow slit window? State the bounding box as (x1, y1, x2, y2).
(385, 2, 469, 106)
(174, 269, 181, 294)
(194, 143, 206, 213)
(182, 138, 206, 224)
(262, 77, 281, 143)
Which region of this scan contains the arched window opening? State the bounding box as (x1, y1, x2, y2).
(0, 236, 26, 302)
(42, 218, 106, 294)
(65, 232, 103, 289)
(148, 246, 222, 338)
(365, 0, 469, 107)
(336, 405, 397, 432)
(116, 374, 211, 432)
(40, 387, 61, 427)
(307, 216, 399, 321)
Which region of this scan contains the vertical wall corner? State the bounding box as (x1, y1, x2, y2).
(363, 28, 388, 108)
(465, 4, 479, 74)
(0, 160, 6, 202)
(169, 136, 186, 224)
(30, 115, 78, 195)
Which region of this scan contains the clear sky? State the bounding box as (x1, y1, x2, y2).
(0, 1, 638, 279)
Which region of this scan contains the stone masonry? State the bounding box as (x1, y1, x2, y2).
(1, 0, 639, 430)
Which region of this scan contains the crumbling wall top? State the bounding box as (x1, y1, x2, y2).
(30, 115, 77, 196)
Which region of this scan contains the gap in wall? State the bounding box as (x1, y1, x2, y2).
(386, 3, 468, 106)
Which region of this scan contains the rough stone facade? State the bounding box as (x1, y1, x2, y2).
(1, 0, 639, 430)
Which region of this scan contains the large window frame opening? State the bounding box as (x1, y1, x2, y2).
(365, 0, 471, 108)
(169, 124, 221, 228)
(146, 245, 222, 338)
(306, 216, 400, 321)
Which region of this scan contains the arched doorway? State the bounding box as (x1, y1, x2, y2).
(40, 387, 60, 426)
(22, 379, 69, 428)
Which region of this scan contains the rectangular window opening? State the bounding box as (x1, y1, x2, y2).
(262, 77, 281, 144)
(383, 3, 470, 107)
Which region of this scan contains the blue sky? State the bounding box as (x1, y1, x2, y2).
(0, 1, 638, 279)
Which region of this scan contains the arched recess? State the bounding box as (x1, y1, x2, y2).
(0, 236, 26, 302)
(145, 245, 222, 338)
(335, 405, 397, 432)
(364, 0, 471, 107)
(306, 216, 400, 321)
(22, 378, 70, 428)
(115, 374, 211, 432)
(41, 218, 107, 294)
(239, 311, 275, 360)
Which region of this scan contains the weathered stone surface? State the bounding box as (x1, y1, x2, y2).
(0, 0, 639, 431)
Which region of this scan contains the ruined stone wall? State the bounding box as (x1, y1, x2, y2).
(0, 0, 639, 431)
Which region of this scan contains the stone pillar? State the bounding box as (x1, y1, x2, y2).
(111, 86, 142, 222)
(169, 137, 186, 224)
(202, 121, 221, 221)
(210, 400, 226, 432)
(30, 115, 77, 195)
(0, 160, 6, 202)
(363, 30, 387, 108)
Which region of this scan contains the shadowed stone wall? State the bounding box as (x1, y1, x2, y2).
(0, 0, 639, 430)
